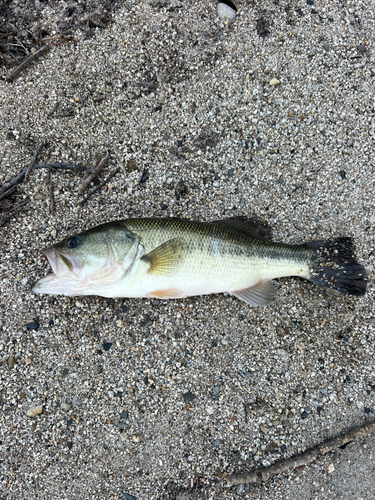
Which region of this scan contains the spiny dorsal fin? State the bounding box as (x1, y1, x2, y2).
(211, 217, 272, 241)
(231, 280, 276, 306)
(141, 238, 185, 275)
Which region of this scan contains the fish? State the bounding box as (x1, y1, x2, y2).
(32, 217, 367, 306)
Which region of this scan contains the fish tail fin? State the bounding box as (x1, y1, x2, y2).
(306, 238, 367, 296)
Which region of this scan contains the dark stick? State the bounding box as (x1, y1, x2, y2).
(6, 44, 51, 83)
(33, 163, 89, 172)
(0, 163, 90, 198)
(47, 168, 55, 215)
(0, 185, 17, 202)
(78, 155, 108, 194)
(79, 167, 121, 206)
(0, 169, 27, 197)
(25, 142, 44, 180)
(225, 420, 375, 486)
(0, 199, 30, 227)
(136, 81, 158, 90)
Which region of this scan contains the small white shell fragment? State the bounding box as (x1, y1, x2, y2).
(327, 463, 335, 474)
(217, 3, 236, 21)
(269, 78, 280, 86)
(26, 405, 43, 417)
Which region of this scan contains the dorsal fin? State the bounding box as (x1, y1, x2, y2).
(211, 217, 272, 240)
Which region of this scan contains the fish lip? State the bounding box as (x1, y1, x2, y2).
(41, 247, 81, 277)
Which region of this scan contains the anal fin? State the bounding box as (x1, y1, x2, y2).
(232, 280, 276, 306)
(149, 288, 184, 299)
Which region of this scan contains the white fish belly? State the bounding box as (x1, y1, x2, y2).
(110, 252, 310, 299)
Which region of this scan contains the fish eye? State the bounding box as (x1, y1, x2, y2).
(67, 237, 79, 248)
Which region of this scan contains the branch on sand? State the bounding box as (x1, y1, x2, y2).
(224, 420, 375, 486)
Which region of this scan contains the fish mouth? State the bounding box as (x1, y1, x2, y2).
(32, 247, 86, 296)
(42, 247, 82, 277)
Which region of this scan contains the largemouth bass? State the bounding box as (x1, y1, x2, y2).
(32, 218, 367, 306)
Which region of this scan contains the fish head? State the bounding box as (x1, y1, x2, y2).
(32, 223, 140, 296)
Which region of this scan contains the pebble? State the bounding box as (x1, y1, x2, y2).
(323, 43, 330, 51)
(61, 402, 72, 411)
(217, 3, 236, 21)
(327, 463, 335, 474)
(121, 305, 128, 314)
(103, 342, 113, 351)
(93, 364, 103, 374)
(72, 396, 82, 407)
(182, 391, 196, 403)
(269, 78, 280, 86)
(26, 405, 43, 417)
(122, 493, 136, 500)
(236, 483, 245, 495)
(262, 459, 271, 467)
(7, 355, 16, 369)
(26, 321, 39, 330)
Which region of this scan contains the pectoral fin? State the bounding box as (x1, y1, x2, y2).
(141, 238, 185, 275)
(232, 280, 276, 306)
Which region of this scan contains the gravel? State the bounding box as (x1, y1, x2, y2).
(1, 0, 375, 499)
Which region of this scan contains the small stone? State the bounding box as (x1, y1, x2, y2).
(120, 410, 129, 420)
(262, 459, 271, 467)
(177, 140, 183, 148)
(182, 391, 196, 403)
(7, 355, 16, 369)
(212, 438, 222, 449)
(122, 493, 136, 500)
(236, 483, 245, 495)
(26, 321, 39, 330)
(269, 78, 280, 86)
(35, 193, 47, 201)
(323, 43, 330, 51)
(27, 405, 43, 417)
(206, 406, 215, 415)
(72, 396, 82, 407)
(121, 305, 128, 314)
(61, 402, 72, 411)
(93, 364, 103, 374)
(358, 44, 366, 53)
(327, 463, 335, 474)
(140, 173, 148, 183)
(339, 170, 346, 179)
(217, 2, 236, 21)
(25, 358, 32, 365)
(307, 0, 314, 4)
(103, 342, 113, 351)
(58, 20, 71, 30)
(126, 160, 137, 173)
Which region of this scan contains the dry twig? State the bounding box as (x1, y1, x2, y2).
(78, 155, 108, 194)
(79, 167, 120, 206)
(0, 199, 30, 227)
(6, 44, 50, 83)
(0, 185, 17, 202)
(225, 420, 375, 486)
(47, 168, 55, 215)
(25, 142, 44, 180)
(0, 169, 27, 197)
